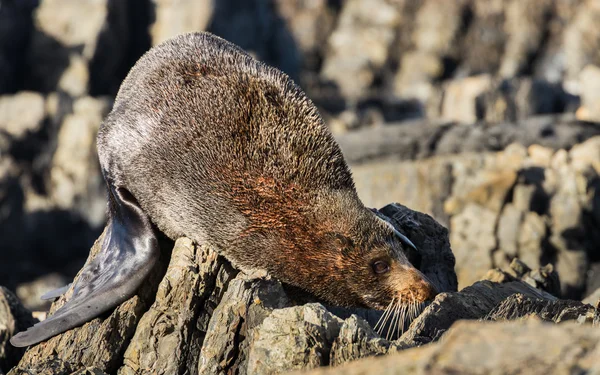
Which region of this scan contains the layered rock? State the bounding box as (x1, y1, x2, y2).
(349, 136, 600, 298)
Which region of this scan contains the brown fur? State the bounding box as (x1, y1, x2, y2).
(98, 31, 436, 310)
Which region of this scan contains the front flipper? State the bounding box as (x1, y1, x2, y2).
(10, 186, 159, 347)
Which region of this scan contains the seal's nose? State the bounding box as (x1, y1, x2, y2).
(409, 269, 438, 302)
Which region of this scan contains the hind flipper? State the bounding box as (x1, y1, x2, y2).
(40, 283, 73, 301)
(10, 186, 159, 347)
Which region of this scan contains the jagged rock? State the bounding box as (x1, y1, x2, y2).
(336, 115, 600, 165)
(301, 319, 600, 375)
(7, 201, 458, 374)
(396, 280, 554, 348)
(564, 1, 600, 83)
(329, 315, 407, 367)
(0, 287, 37, 374)
(349, 136, 600, 298)
(8, 230, 171, 375)
(583, 288, 600, 306)
(485, 293, 594, 322)
(246, 304, 342, 374)
(118, 238, 235, 375)
(274, 0, 338, 72)
(379, 203, 457, 293)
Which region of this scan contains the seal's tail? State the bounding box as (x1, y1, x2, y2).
(10, 184, 159, 348)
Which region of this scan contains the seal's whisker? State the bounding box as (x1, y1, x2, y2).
(388, 297, 403, 341)
(385, 300, 397, 340)
(377, 298, 397, 336)
(374, 298, 395, 334)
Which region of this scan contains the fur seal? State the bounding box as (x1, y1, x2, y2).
(11, 32, 437, 347)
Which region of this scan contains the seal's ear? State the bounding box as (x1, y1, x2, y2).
(10, 184, 159, 347)
(370, 208, 418, 252)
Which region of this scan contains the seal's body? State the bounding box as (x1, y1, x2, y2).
(11, 32, 436, 347)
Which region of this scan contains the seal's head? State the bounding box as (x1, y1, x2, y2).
(324, 210, 438, 311)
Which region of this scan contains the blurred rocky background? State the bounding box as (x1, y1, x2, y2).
(1, 0, 600, 310)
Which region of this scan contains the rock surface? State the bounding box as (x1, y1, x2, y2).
(350, 136, 600, 299)
(301, 319, 600, 375)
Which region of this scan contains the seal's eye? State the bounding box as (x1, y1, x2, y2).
(372, 261, 390, 274)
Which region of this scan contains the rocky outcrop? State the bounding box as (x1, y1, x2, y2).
(6, 203, 458, 374)
(350, 136, 600, 299)
(6, 205, 596, 374)
(301, 319, 600, 375)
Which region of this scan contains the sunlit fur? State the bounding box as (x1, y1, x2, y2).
(99, 31, 437, 313)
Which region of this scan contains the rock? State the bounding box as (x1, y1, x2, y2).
(150, 0, 213, 46)
(330, 315, 406, 367)
(246, 304, 342, 375)
(300, 319, 600, 375)
(440, 74, 493, 124)
(0, 287, 37, 374)
(499, 0, 553, 78)
(196, 275, 289, 374)
(321, 0, 401, 100)
(274, 0, 338, 72)
(393, 0, 467, 102)
(563, 1, 600, 83)
(378, 203, 457, 293)
(396, 280, 554, 348)
(0, 93, 45, 140)
(577, 64, 600, 122)
(485, 293, 594, 322)
(584, 288, 600, 307)
(7, 200, 458, 374)
(478, 78, 574, 123)
(118, 238, 234, 375)
(348, 134, 600, 296)
(335, 115, 600, 165)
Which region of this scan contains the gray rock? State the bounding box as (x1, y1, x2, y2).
(378, 203, 457, 293)
(397, 280, 555, 348)
(197, 275, 291, 375)
(246, 304, 342, 375)
(485, 293, 594, 323)
(330, 315, 407, 367)
(118, 238, 230, 375)
(301, 319, 600, 375)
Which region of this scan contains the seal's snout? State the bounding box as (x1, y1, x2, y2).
(405, 269, 438, 302)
